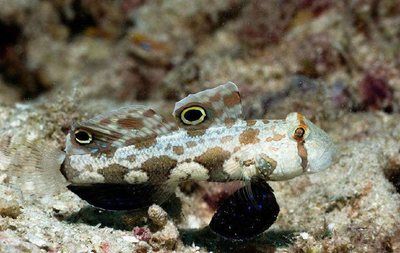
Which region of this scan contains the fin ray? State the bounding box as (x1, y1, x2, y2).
(0, 133, 67, 196)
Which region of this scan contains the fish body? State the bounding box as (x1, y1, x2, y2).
(61, 82, 336, 211)
(64, 115, 333, 185)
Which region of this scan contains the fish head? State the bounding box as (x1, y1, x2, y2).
(257, 112, 336, 181)
(62, 124, 108, 184)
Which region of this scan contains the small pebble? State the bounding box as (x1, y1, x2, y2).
(0, 184, 23, 218)
(300, 232, 310, 240)
(147, 204, 168, 227)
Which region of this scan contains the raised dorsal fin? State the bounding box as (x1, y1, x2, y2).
(173, 82, 243, 129)
(68, 106, 178, 156)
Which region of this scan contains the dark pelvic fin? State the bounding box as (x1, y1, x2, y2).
(209, 179, 280, 240)
(67, 183, 173, 211)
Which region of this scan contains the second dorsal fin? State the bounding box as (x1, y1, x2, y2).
(173, 82, 243, 129)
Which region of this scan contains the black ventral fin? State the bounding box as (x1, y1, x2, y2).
(68, 183, 173, 211)
(209, 179, 280, 240)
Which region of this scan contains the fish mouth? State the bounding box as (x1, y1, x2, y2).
(307, 142, 336, 173)
(67, 183, 159, 211)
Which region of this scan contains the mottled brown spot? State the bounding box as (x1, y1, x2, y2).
(143, 109, 156, 117)
(126, 135, 157, 149)
(223, 92, 241, 107)
(194, 147, 231, 172)
(213, 108, 224, 118)
(233, 146, 241, 152)
(239, 128, 260, 145)
(117, 117, 144, 129)
(187, 129, 206, 137)
(186, 141, 197, 148)
(99, 118, 111, 125)
(266, 134, 285, 142)
(224, 118, 236, 128)
(141, 156, 177, 183)
(262, 119, 270, 124)
(221, 135, 233, 143)
(172, 146, 184, 155)
(246, 119, 257, 127)
(210, 93, 221, 102)
(99, 164, 128, 183)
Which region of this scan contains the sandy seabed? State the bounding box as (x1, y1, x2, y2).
(0, 0, 400, 252)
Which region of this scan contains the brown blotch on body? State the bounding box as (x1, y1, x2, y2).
(143, 109, 156, 117)
(187, 129, 206, 137)
(266, 134, 285, 142)
(141, 155, 177, 183)
(210, 93, 222, 102)
(239, 128, 260, 145)
(224, 118, 236, 128)
(246, 120, 257, 127)
(172, 146, 184, 155)
(117, 117, 144, 129)
(99, 164, 129, 183)
(194, 147, 231, 171)
(126, 135, 157, 149)
(223, 92, 241, 107)
(99, 118, 112, 125)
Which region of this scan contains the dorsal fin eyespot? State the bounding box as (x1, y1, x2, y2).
(180, 106, 207, 126)
(173, 82, 243, 130)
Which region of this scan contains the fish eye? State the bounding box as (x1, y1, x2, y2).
(294, 127, 305, 140)
(180, 106, 207, 125)
(74, 129, 93, 144)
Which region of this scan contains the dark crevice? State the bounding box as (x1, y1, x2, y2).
(0, 21, 50, 99)
(209, 1, 247, 33)
(384, 158, 400, 193)
(58, 0, 97, 39)
(0, 22, 21, 59)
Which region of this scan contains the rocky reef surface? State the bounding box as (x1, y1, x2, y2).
(0, 0, 399, 252)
